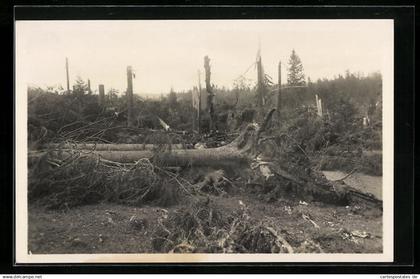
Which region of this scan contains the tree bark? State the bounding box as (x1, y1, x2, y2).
(276, 61, 282, 125)
(204, 56, 215, 131)
(256, 53, 264, 122)
(88, 146, 248, 166)
(98, 84, 105, 106)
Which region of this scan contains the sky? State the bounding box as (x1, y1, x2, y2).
(16, 20, 393, 96)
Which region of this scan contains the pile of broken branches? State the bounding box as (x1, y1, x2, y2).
(28, 146, 191, 210)
(151, 199, 296, 253)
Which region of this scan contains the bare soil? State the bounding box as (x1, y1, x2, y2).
(29, 191, 382, 254)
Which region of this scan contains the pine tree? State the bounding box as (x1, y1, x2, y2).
(287, 49, 306, 86)
(73, 76, 88, 96)
(168, 87, 178, 108)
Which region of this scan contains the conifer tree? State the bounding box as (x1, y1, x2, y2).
(287, 49, 306, 86)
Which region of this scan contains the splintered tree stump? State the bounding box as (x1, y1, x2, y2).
(47, 143, 185, 151)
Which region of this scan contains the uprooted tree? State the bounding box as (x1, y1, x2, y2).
(204, 56, 216, 131)
(30, 109, 381, 209)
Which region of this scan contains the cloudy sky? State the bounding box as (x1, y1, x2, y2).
(16, 20, 393, 96)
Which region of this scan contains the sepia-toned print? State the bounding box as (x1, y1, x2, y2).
(15, 19, 394, 263)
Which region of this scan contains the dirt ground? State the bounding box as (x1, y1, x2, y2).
(28, 190, 383, 254)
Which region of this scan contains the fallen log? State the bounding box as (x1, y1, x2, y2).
(29, 109, 382, 208)
(47, 143, 185, 151)
(30, 112, 262, 167)
(30, 146, 248, 167)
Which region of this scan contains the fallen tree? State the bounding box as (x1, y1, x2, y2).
(47, 143, 186, 151)
(30, 117, 261, 167)
(29, 109, 382, 208)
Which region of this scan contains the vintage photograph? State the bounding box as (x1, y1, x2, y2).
(15, 19, 393, 262)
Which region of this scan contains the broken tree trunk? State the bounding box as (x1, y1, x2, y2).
(87, 79, 91, 94)
(276, 61, 282, 125)
(197, 70, 202, 134)
(98, 84, 105, 106)
(204, 56, 215, 131)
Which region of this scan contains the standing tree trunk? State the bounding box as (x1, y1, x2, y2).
(197, 70, 202, 134)
(87, 79, 92, 94)
(276, 61, 282, 126)
(256, 54, 264, 122)
(98, 84, 105, 106)
(192, 87, 197, 132)
(204, 56, 215, 131)
(65, 57, 70, 94)
(126, 66, 134, 127)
